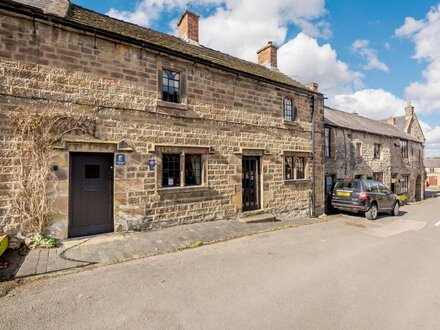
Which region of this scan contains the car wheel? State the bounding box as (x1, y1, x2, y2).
(391, 202, 400, 216)
(365, 203, 378, 220)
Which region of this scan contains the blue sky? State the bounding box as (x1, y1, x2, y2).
(73, 0, 440, 157)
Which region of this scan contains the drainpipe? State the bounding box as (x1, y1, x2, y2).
(310, 95, 316, 218)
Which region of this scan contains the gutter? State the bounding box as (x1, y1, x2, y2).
(310, 95, 316, 218)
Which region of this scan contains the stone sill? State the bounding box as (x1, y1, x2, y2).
(284, 179, 311, 184)
(283, 120, 300, 127)
(156, 100, 188, 111)
(157, 185, 208, 194)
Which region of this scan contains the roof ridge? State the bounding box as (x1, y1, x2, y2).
(67, 3, 307, 90)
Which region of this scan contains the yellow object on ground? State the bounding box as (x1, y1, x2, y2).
(0, 235, 8, 257)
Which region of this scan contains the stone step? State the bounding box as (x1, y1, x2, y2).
(239, 213, 276, 224)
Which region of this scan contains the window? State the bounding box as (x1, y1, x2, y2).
(430, 168, 435, 173)
(161, 151, 206, 188)
(355, 174, 363, 179)
(401, 175, 409, 193)
(185, 154, 202, 186)
(85, 165, 100, 179)
(324, 127, 331, 158)
(379, 183, 390, 194)
(284, 154, 307, 180)
(325, 175, 335, 195)
(283, 99, 295, 122)
(374, 143, 381, 159)
(162, 70, 180, 103)
(162, 154, 181, 187)
(355, 142, 362, 158)
(400, 140, 408, 158)
(373, 172, 383, 182)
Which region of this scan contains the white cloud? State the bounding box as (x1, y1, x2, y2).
(351, 39, 389, 72)
(395, 4, 440, 114)
(107, 0, 330, 62)
(329, 89, 406, 118)
(278, 33, 361, 92)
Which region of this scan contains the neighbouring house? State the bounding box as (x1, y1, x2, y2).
(324, 104, 425, 208)
(0, 0, 325, 244)
(425, 159, 440, 187)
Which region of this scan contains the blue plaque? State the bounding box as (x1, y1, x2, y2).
(115, 154, 126, 165)
(148, 158, 156, 170)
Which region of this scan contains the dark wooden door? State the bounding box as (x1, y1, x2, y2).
(69, 153, 114, 238)
(242, 157, 260, 211)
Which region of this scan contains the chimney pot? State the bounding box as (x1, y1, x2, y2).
(178, 10, 199, 44)
(257, 41, 278, 69)
(306, 83, 319, 92)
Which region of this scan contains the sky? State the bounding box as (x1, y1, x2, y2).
(73, 0, 440, 157)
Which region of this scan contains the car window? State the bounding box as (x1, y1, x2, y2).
(364, 181, 372, 192)
(334, 180, 361, 192)
(370, 181, 379, 192)
(379, 183, 390, 194)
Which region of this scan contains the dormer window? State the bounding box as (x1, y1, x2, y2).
(284, 99, 295, 122)
(162, 70, 180, 103)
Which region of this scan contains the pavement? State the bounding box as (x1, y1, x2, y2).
(1, 189, 440, 329)
(13, 215, 324, 279)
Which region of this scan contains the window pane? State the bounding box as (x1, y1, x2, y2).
(284, 99, 293, 121)
(285, 156, 294, 180)
(162, 154, 180, 187)
(296, 157, 305, 179)
(162, 69, 180, 103)
(85, 165, 100, 179)
(185, 154, 202, 186)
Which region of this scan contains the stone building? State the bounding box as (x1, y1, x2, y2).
(324, 104, 425, 205)
(0, 0, 325, 241)
(425, 159, 440, 187)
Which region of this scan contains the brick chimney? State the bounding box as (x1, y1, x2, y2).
(178, 11, 199, 44)
(306, 83, 319, 92)
(257, 42, 278, 69)
(386, 117, 396, 125)
(405, 100, 414, 118)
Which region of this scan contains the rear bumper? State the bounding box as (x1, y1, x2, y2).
(331, 201, 369, 213)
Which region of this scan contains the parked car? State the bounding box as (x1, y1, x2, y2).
(331, 178, 400, 220)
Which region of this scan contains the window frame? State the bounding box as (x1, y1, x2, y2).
(374, 143, 381, 159)
(401, 175, 409, 193)
(400, 140, 408, 159)
(161, 69, 181, 104)
(284, 152, 309, 181)
(324, 127, 331, 158)
(283, 98, 296, 122)
(355, 142, 362, 158)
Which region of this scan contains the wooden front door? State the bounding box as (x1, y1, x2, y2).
(242, 157, 260, 211)
(69, 153, 114, 238)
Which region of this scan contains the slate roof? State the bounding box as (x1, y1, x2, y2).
(324, 107, 421, 142)
(424, 159, 440, 169)
(60, 4, 308, 91)
(8, 0, 52, 10)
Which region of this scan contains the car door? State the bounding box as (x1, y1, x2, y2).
(378, 183, 393, 210)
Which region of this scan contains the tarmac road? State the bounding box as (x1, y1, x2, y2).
(2, 192, 440, 329)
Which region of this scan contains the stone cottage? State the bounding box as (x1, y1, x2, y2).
(324, 104, 425, 205)
(0, 0, 325, 241)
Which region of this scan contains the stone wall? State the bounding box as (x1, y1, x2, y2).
(0, 9, 324, 240)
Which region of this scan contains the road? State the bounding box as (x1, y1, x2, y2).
(2, 192, 440, 329)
